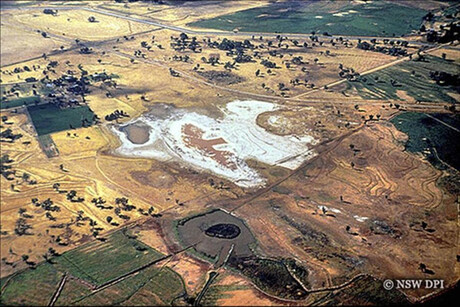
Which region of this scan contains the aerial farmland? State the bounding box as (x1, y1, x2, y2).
(0, 0, 459, 306)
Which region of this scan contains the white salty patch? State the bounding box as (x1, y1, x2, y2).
(268, 115, 280, 126)
(112, 100, 316, 188)
(318, 205, 341, 214)
(354, 215, 369, 222)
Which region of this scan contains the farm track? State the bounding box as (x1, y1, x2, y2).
(424, 113, 460, 133)
(0, 19, 162, 67)
(48, 272, 68, 306)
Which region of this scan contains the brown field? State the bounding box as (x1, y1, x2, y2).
(228, 122, 458, 294)
(1, 1, 458, 305)
(10, 9, 153, 41)
(0, 24, 70, 66)
(202, 272, 291, 306)
(166, 253, 210, 293)
(98, 0, 268, 25)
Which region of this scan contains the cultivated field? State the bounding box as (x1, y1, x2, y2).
(188, 0, 433, 36)
(0, 228, 187, 305)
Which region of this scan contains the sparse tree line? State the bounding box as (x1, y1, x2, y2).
(338, 64, 360, 81)
(2, 184, 165, 269)
(1, 155, 38, 193)
(170, 33, 202, 53)
(0, 128, 23, 143)
(105, 109, 129, 121)
(356, 39, 409, 56)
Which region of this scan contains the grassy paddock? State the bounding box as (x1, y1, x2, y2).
(188, 1, 426, 37)
(54, 278, 93, 306)
(0, 263, 63, 306)
(344, 55, 459, 103)
(27, 103, 95, 136)
(0, 229, 168, 306)
(0, 96, 40, 110)
(69, 266, 185, 306)
(55, 229, 164, 285)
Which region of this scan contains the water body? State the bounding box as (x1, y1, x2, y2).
(119, 124, 150, 144)
(391, 112, 460, 172)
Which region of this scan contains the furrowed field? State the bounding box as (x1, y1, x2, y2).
(0, 228, 185, 306)
(341, 55, 460, 102)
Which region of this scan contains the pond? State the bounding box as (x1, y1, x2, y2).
(205, 223, 241, 239)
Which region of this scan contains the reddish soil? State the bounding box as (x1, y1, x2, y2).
(182, 123, 237, 170)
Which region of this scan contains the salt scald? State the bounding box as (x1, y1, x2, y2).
(354, 215, 369, 222)
(112, 100, 316, 187)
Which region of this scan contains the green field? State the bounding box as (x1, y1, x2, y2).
(343, 55, 459, 103)
(55, 229, 164, 285)
(188, 1, 427, 36)
(390, 112, 460, 171)
(65, 266, 185, 306)
(53, 279, 93, 306)
(0, 229, 180, 306)
(0, 96, 40, 110)
(27, 103, 95, 135)
(1, 263, 64, 306)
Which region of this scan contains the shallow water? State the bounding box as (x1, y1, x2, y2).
(120, 124, 150, 144)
